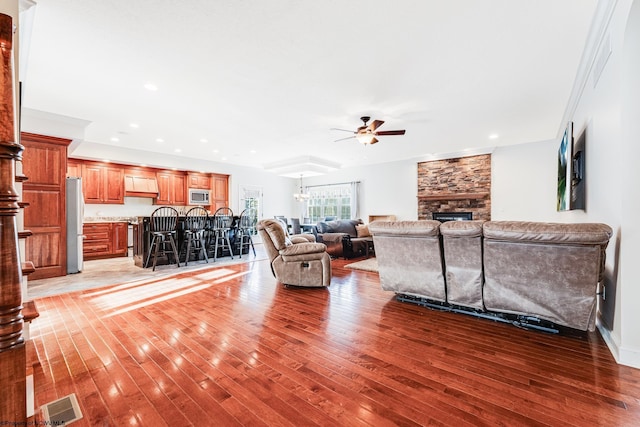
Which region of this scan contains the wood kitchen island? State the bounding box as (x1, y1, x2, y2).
(132, 216, 249, 268)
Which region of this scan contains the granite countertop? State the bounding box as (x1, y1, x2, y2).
(83, 216, 137, 224)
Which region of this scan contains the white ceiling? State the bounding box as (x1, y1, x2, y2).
(22, 0, 598, 175)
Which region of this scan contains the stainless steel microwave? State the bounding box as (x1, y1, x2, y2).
(188, 189, 210, 205)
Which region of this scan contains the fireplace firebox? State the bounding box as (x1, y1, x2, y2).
(432, 212, 473, 222)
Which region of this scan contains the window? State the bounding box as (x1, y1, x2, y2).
(305, 183, 357, 222)
(239, 185, 262, 235)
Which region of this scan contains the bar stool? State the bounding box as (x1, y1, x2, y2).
(182, 206, 209, 265)
(236, 208, 257, 258)
(212, 207, 235, 261)
(145, 206, 180, 271)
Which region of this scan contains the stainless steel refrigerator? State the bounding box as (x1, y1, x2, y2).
(66, 177, 84, 273)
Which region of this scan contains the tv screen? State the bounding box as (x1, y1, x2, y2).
(557, 122, 573, 211)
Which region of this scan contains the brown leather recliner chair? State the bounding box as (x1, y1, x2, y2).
(257, 219, 331, 287)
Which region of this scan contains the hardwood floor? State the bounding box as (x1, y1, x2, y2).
(28, 258, 640, 426)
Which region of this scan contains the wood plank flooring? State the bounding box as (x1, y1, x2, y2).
(28, 258, 640, 426)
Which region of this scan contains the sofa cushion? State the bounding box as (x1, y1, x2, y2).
(325, 219, 361, 236)
(440, 220, 484, 237)
(483, 221, 612, 245)
(369, 220, 441, 237)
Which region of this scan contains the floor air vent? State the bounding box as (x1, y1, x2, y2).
(42, 393, 83, 425)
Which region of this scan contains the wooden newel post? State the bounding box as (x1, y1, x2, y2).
(0, 12, 27, 424)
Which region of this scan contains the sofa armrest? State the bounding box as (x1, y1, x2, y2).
(280, 242, 327, 256)
(317, 232, 347, 257)
(290, 233, 315, 243)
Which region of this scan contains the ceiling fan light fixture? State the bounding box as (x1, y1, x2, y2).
(356, 133, 376, 145)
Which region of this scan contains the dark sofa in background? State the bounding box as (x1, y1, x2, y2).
(314, 219, 372, 258)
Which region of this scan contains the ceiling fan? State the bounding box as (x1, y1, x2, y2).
(332, 116, 406, 145)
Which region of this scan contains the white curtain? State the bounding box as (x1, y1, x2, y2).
(350, 181, 360, 219)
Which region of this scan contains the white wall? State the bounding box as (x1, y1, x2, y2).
(491, 139, 562, 221)
(619, 0, 640, 366)
(302, 159, 419, 222)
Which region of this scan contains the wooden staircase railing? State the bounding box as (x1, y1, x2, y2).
(0, 12, 27, 424)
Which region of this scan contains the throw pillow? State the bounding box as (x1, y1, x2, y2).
(356, 224, 371, 238)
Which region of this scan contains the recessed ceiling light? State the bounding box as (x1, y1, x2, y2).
(174, 148, 182, 153)
(156, 138, 164, 143)
(110, 137, 119, 142)
(213, 149, 219, 153)
(488, 133, 499, 140)
(250, 150, 257, 154)
(144, 83, 158, 91)
(200, 138, 208, 143)
(221, 157, 227, 161)
(130, 123, 139, 128)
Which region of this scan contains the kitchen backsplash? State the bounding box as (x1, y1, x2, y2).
(83, 197, 157, 219)
(83, 197, 200, 221)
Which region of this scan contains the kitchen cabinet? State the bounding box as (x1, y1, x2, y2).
(82, 162, 124, 204)
(124, 166, 159, 197)
(187, 172, 211, 189)
(67, 159, 82, 178)
(113, 222, 128, 255)
(21, 132, 71, 280)
(83, 222, 128, 259)
(156, 171, 186, 205)
(211, 173, 229, 211)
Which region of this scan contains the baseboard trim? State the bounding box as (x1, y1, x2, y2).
(597, 322, 640, 369)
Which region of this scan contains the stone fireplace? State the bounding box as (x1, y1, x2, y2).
(417, 154, 491, 221)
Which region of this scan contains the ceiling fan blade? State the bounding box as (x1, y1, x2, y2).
(330, 128, 356, 133)
(334, 135, 356, 142)
(368, 120, 384, 132)
(369, 137, 379, 145)
(375, 130, 406, 136)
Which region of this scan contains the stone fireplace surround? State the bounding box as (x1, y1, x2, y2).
(417, 154, 491, 221)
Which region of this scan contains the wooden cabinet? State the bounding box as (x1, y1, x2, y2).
(67, 159, 82, 178)
(82, 162, 124, 204)
(156, 171, 186, 205)
(22, 132, 71, 280)
(188, 172, 211, 189)
(83, 222, 128, 259)
(113, 222, 128, 256)
(83, 223, 111, 257)
(211, 173, 229, 211)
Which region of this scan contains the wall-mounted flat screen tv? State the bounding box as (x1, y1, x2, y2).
(557, 121, 586, 211)
(557, 122, 573, 211)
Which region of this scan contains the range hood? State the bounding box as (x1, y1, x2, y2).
(124, 175, 159, 197)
